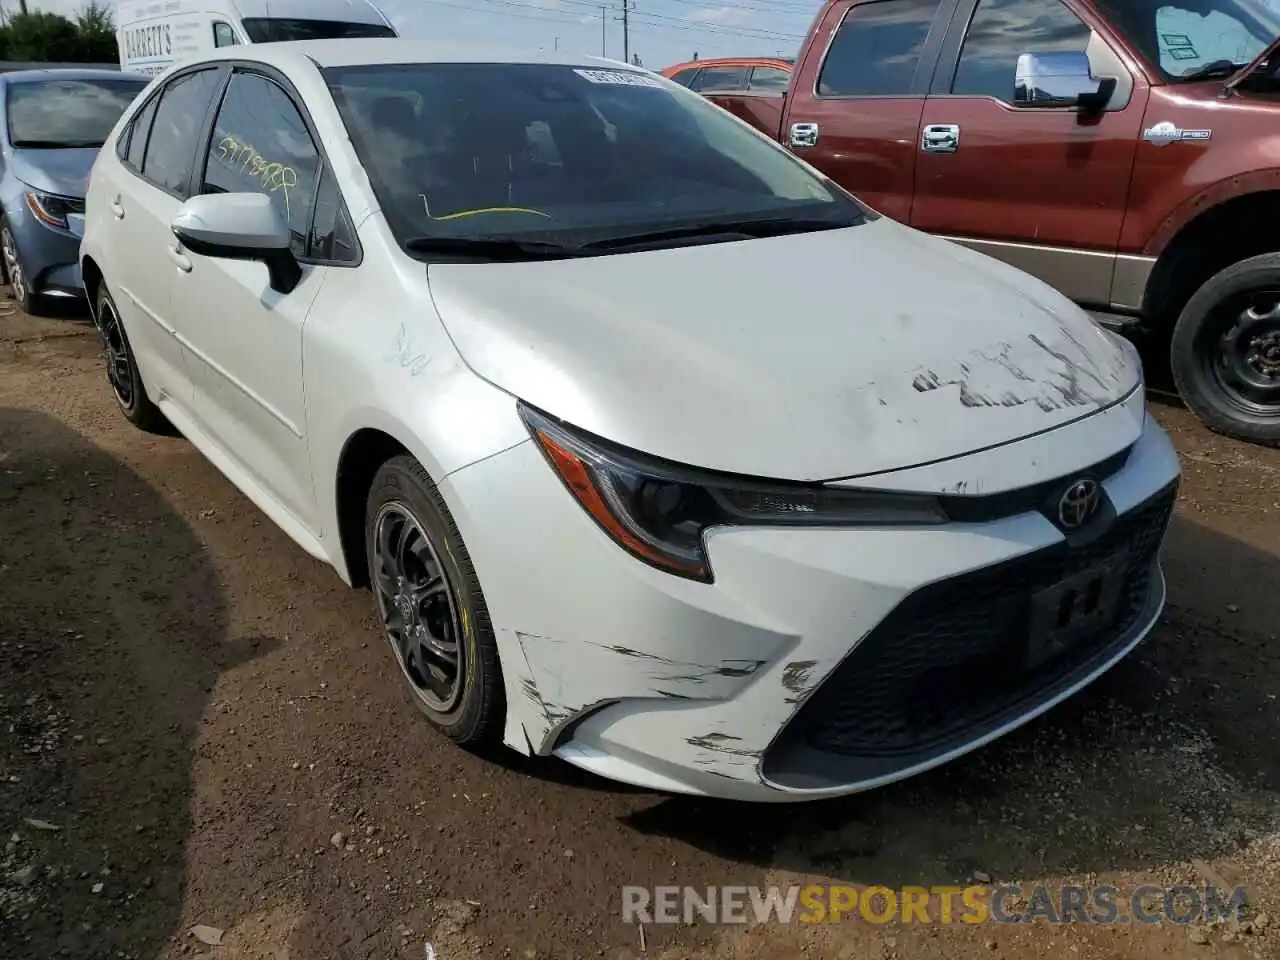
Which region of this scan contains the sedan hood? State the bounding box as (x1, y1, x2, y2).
(427, 218, 1138, 481)
(9, 147, 97, 198)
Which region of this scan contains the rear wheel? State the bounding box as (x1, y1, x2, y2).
(96, 286, 167, 433)
(1171, 253, 1280, 446)
(364, 455, 503, 744)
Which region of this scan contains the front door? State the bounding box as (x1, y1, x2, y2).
(782, 0, 952, 222)
(909, 0, 1150, 307)
(173, 67, 325, 533)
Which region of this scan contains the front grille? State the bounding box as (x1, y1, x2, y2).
(788, 482, 1177, 760)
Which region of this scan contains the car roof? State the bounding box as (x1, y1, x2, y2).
(1, 68, 151, 84)
(188, 37, 637, 72)
(229, 0, 389, 22)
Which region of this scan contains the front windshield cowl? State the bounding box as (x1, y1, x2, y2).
(324, 61, 869, 256)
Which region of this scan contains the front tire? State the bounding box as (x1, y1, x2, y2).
(96, 285, 167, 433)
(1171, 253, 1280, 446)
(1, 217, 41, 315)
(364, 455, 503, 745)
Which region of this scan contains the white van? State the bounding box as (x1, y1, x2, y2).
(116, 0, 396, 75)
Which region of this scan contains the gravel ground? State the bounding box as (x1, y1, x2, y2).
(1, 295, 1277, 960)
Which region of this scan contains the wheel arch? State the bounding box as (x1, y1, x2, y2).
(334, 426, 413, 589)
(1143, 189, 1280, 327)
(81, 255, 104, 315)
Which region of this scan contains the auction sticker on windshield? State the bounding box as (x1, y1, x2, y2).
(574, 68, 662, 87)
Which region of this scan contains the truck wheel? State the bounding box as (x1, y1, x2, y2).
(1170, 253, 1280, 446)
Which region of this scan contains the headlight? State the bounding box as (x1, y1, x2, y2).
(520, 404, 948, 583)
(25, 191, 78, 230)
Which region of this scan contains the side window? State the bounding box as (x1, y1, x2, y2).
(748, 66, 791, 93)
(691, 65, 748, 92)
(309, 164, 358, 263)
(818, 0, 943, 96)
(142, 69, 222, 194)
(213, 21, 241, 46)
(125, 97, 157, 169)
(201, 71, 321, 257)
(115, 120, 132, 161)
(952, 0, 1092, 99)
(669, 67, 699, 87)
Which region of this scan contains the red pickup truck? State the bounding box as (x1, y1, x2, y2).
(715, 0, 1280, 445)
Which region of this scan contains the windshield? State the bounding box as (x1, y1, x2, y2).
(323, 62, 865, 252)
(6, 78, 148, 148)
(241, 17, 395, 42)
(1093, 0, 1280, 80)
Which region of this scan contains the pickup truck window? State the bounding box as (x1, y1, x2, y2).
(692, 66, 748, 92)
(669, 68, 699, 87)
(818, 0, 943, 97)
(952, 0, 1092, 100)
(1092, 0, 1279, 81)
(748, 66, 791, 92)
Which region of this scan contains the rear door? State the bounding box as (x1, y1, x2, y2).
(909, 0, 1149, 307)
(782, 0, 956, 222)
(101, 65, 226, 405)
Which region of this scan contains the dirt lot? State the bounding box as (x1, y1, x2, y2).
(1, 294, 1278, 960)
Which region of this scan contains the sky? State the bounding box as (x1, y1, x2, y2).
(14, 0, 822, 68)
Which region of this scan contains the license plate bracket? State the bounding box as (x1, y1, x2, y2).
(1026, 549, 1130, 669)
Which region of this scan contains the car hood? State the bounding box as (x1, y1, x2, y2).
(8, 146, 97, 198)
(427, 218, 1139, 481)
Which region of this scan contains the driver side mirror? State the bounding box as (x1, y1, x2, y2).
(170, 192, 301, 294)
(1014, 51, 1116, 112)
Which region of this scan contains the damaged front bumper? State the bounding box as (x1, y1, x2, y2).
(439, 396, 1181, 801)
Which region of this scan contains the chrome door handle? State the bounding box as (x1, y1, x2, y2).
(921, 124, 960, 153)
(109, 196, 125, 219)
(789, 121, 819, 148)
(167, 245, 192, 273)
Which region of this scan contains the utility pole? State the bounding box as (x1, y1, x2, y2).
(621, 0, 629, 65)
(600, 5, 605, 56)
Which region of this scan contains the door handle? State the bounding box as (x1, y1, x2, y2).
(109, 196, 125, 219)
(921, 124, 960, 153)
(788, 121, 819, 148)
(167, 244, 192, 273)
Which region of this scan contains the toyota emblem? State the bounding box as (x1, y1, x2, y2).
(1057, 478, 1100, 530)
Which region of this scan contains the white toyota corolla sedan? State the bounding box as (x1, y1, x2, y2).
(80, 39, 1181, 802)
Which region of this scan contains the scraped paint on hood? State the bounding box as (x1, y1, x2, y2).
(427, 217, 1139, 481)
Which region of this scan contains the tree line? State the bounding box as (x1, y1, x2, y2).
(0, 2, 118, 63)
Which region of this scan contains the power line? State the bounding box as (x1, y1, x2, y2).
(421, 0, 806, 44)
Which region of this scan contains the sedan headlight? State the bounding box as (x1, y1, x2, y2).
(25, 191, 80, 230)
(519, 403, 948, 583)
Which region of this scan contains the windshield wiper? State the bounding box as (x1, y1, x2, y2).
(12, 139, 103, 148)
(1177, 59, 1244, 82)
(578, 216, 854, 252)
(403, 235, 583, 261)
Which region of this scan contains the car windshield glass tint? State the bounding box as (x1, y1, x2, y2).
(1094, 0, 1280, 80)
(7, 79, 148, 147)
(241, 17, 395, 42)
(324, 62, 865, 249)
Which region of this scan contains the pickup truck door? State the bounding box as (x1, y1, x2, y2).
(909, 0, 1150, 310)
(780, 0, 955, 223)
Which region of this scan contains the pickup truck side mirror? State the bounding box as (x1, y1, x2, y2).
(1013, 51, 1116, 112)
